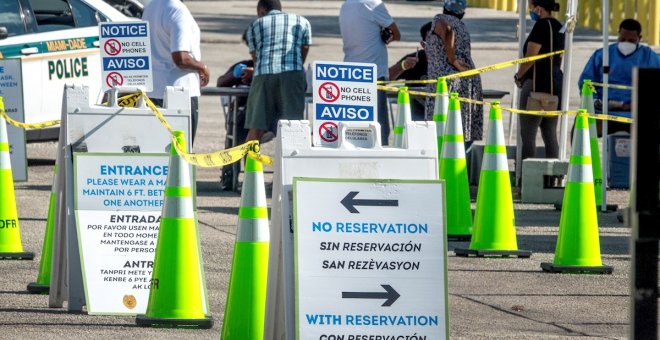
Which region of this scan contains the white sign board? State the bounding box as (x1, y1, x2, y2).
(99, 22, 153, 91)
(294, 178, 449, 340)
(0, 60, 27, 181)
(74, 153, 167, 315)
(313, 61, 377, 147)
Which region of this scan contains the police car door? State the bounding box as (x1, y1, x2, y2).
(0, 0, 128, 137)
(22, 0, 110, 129)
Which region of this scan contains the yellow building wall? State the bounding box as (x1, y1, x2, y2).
(469, 0, 660, 46)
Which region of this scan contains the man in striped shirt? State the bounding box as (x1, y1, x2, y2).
(245, 0, 312, 142)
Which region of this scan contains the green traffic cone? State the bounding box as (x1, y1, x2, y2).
(541, 111, 613, 274)
(440, 93, 472, 241)
(432, 77, 449, 160)
(0, 103, 33, 260)
(221, 156, 270, 339)
(455, 103, 531, 257)
(581, 80, 617, 212)
(27, 164, 58, 293)
(393, 87, 411, 148)
(136, 131, 212, 328)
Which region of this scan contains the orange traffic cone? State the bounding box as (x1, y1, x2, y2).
(541, 111, 613, 274)
(0, 107, 34, 260)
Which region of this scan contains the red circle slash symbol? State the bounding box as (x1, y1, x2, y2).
(318, 82, 340, 103)
(106, 72, 124, 87)
(319, 121, 338, 142)
(104, 39, 122, 56)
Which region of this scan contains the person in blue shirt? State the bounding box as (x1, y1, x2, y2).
(578, 18, 660, 134)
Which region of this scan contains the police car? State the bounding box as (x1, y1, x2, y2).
(0, 0, 131, 141)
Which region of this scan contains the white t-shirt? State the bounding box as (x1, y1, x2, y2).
(339, 0, 394, 79)
(143, 0, 201, 98)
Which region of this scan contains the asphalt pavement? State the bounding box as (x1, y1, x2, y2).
(0, 1, 640, 339)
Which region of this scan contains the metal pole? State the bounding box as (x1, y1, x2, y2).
(558, 0, 577, 160)
(509, 0, 526, 144)
(600, 0, 610, 212)
(513, 0, 527, 186)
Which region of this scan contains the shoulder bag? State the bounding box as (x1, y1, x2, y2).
(526, 20, 559, 111)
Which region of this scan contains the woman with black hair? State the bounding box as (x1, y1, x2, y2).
(514, 0, 564, 174)
(424, 0, 483, 149)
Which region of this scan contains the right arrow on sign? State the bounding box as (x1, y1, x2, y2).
(340, 191, 398, 213)
(342, 284, 400, 307)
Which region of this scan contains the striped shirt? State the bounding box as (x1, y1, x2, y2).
(247, 10, 312, 76)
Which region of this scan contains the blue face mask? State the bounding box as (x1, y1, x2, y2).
(530, 10, 540, 21)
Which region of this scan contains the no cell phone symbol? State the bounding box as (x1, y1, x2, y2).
(104, 39, 122, 56)
(106, 72, 124, 87)
(319, 122, 338, 143)
(319, 82, 340, 103)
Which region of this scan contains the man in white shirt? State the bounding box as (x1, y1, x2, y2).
(339, 0, 400, 145)
(143, 0, 210, 144)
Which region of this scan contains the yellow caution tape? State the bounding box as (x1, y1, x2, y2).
(100, 92, 143, 107)
(379, 85, 633, 124)
(379, 50, 565, 85)
(591, 82, 633, 90)
(0, 97, 60, 129)
(140, 93, 273, 167)
(0, 93, 145, 129)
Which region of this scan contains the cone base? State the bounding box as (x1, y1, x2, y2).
(448, 234, 471, 242)
(455, 248, 532, 258)
(0, 252, 34, 260)
(26, 282, 50, 294)
(136, 314, 213, 329)
(554, 203, 618, 212)
(540, 262, 613, 274)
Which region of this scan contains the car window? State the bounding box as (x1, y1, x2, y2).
(0, 0, 27, 37)
(28, 0, 106, 33)
(70, 0, 108, 26)
(29, 0, 75, 32)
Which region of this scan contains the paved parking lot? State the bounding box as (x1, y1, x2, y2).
(1, 1, 637, 338)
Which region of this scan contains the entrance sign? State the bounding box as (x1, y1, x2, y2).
(0, 60, 27, 181)
(313, 61, 377, 147)
(48, 85, 193, 313)
(75, 153, 168, 314)
(99, 22, 152, 91)
(294, 178, 448, 339)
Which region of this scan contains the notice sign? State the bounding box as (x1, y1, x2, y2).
(313, 61, 377, 147)
(74, 153, 168, 315)
(294, 178, 448, 340)
(99, 22, 152, 91)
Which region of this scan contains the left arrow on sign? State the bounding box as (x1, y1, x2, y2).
(340, 191, 398, 213)
(342, 284, 400, 307)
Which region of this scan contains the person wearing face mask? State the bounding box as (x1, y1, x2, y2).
(513, 0, 564, 182)
(578, 18, 660, 134)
